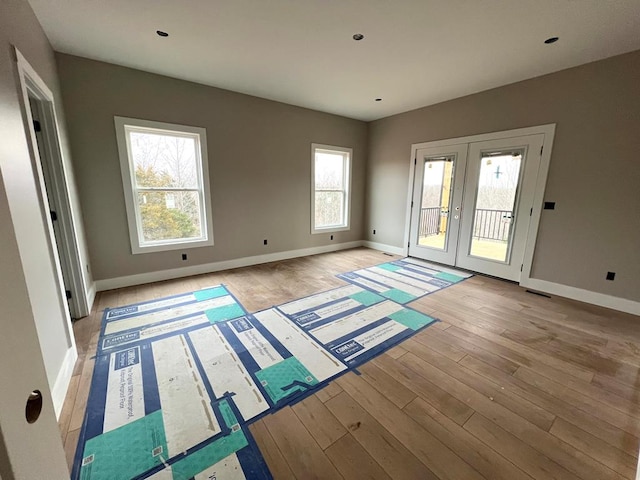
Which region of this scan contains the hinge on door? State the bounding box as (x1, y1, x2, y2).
(540, 145, 543, 155)
(33, 120, 41, 132)
(414, 158, 417, 165)
(530, 207, 533, 216)
(50, 210, 58, 221)
(411, 201, 414, 208)
(408, 242, 410, 248)
(520, 264, 524, 272)
(65, 290, 72, 300)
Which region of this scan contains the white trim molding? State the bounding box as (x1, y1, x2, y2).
(96, 241, 363, 291)
(114, 116, 214, 254)
(311, 143, 352, 234)
(362, 241, 406, 257)
(404, 124, 556, 285)
(520, 277, 640, 316)
(15, 48, 90, 318)
(86, 282, 97, 313)
(94, 240, 640, 316)
(51, 346, 78, 419)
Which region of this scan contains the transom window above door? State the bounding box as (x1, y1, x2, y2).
(114, 117, 214, 254)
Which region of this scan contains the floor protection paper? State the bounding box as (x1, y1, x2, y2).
(337, 257, 472, 304)
(74, 281, 440, 479)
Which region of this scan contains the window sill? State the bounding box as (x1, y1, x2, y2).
(311, 225, 351, 235)
(131, 238, 214, 254)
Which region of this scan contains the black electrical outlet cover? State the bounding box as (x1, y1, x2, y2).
(373, 229, 376, 234)
(181, 253, 187, 260)
(543, 202, 556, 210)
(330, 235, 334, 240)
(606, 271, 615, 281)
(263, 239, 268, 245)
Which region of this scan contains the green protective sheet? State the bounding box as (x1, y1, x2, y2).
(193, 286, 231, 301)
(349, 290, 385, 307)
(388, 309, 437, 331)
(382, 288, 417, 304)
(378, 263, 402, 272)
(435, 271, 465, 283)
(80, 410, 167, 480)
(205, 303, 246, 324)
(255, 356, 319, 404)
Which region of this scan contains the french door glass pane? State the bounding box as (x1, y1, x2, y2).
(418, 156, 454, 250)
(315, 191, 344, 228)
(137, 191, 202, 242)
(469, 150, 523, 261)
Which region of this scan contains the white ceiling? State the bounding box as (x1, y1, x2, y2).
(28, 0, 640, 121)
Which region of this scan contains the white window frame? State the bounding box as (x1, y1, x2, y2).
(311, 143, 352, 234)
(114, 116, 214, 254)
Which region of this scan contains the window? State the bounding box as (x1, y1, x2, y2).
(311, 144, 351, 234)
(114, 117, 213, 253)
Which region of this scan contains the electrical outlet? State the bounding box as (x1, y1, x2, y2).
(182, 253, 187, 261)
(330, 235, 334, 240)
(263, 239, 268, 245)
(606, 271, 615, 281)
(373, 229, 376, 235)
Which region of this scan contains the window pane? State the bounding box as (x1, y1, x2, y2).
(417, 157, 455, 251)
(469, 152, 523, 262)
(129, 131, 199, 188)
(315, 191, 344, 228)
(315, 152, 345, 190)
(137, 191, 202, 242)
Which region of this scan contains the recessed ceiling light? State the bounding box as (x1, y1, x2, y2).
(375, 98, 382, 102)
(353, 33, 364, 41)
(156, 30, 169, 37)
(544, 36, 559, 44)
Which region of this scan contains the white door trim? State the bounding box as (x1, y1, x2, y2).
(405, 124, 556, 285)
(15, 48, 90, 318)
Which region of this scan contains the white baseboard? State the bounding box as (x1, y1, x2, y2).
(362, 240, 407, 257)
(93, 239, 639, 316)
(51, 346, 78, 419)
(96, 241, 364, 291)
(86, 282, 96, 313)
(520, 277, 640, 316)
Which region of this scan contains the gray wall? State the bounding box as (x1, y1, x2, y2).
(57, 54, 368, 281)
(0, 0, 75, 477)
(366, 51, 640, 300)
(367, 50, 640, 302)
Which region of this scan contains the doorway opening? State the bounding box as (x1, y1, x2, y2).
(17, 50, 89, 320)
(406, 125, 555, 283)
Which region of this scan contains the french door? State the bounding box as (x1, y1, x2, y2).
(408, 133, 545, 282)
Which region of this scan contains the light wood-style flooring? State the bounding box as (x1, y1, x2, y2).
(58, 247, 640, 479)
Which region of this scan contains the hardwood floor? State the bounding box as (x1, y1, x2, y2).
(58, 247, 640, 479)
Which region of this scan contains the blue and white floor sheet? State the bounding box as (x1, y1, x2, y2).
(74, 281, 439, 479)
(255, 284, 438, 368)
(75, 286, 273, 480)
(337, 257, 472, 304)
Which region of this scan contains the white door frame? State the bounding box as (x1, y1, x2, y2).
(15, 48, 90, 318)
(404, 124, 556, 285)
